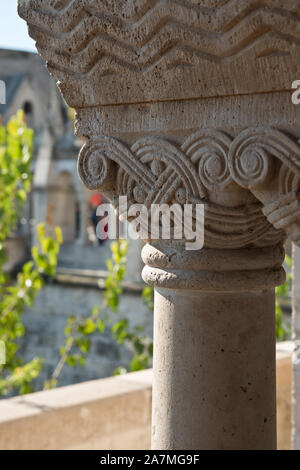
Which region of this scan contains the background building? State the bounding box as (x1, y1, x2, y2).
(0, 48, 149, 389)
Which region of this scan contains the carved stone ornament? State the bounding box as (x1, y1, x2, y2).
(18, 0, 300, 106)
(18, 0, 300, 450)
(77, 128, 300, 247)
(18, 0, 300, 250)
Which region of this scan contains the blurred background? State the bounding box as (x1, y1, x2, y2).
(0, 1, 152, 395)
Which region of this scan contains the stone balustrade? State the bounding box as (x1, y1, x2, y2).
(0, 345, 294, 450)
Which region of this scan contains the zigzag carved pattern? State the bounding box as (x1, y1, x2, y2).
(20, 1, 300, 38)
(31, 8, 300, 53)
(26, 1, 252, 22)
(34, 32, 298, 78)
(19, 0, 300, 77)
(21, 1, 300, 26)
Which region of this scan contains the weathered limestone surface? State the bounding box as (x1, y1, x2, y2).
(19, 0, 300, 450)
(18, 0, 300, 106)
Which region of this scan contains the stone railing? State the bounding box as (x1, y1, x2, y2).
(0, 343, 293, 450)
(0, 370, 152, 450)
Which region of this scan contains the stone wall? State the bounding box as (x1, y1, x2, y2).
(0, 349, 293, 450)
(0, 370, 152, 450)
(20, 280, 152, 391)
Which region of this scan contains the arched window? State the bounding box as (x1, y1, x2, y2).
(23, 101, 34, 127)
(23, 101, 32, 114)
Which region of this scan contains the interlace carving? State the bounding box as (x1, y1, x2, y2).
(78, 127, 300, 247)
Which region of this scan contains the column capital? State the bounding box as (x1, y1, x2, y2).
(76, 128, 300, 247)
(18, 0, 300, 248)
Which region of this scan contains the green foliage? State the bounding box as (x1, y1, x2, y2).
(276, 254, 292, 341)
(47, 250, 294, 386)
(0, 110, 33, 275)
(2, 112, 293, 397)
(0, 359, 43, 396)
(0, 112, 62, 396)
(46, 240, 153, 388)
(142, 286, 154, 313)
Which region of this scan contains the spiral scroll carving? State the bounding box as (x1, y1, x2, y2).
(279, 165, 300, 196)
(228, 128, 300, 245)
(182, 130, 232, 192)
(78, 138, 117, 190)
(79, 134, 207, 200)
(77, 126, 300, 248)
(79, 127, 300, 200)
(228, 128, 300, 190)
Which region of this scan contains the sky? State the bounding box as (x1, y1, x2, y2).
(0, 1, 37, 52)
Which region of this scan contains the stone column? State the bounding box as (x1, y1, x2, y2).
(143, 244, 284, 449)
(292, 245, 300, 449)
(19, 0, 300, 450)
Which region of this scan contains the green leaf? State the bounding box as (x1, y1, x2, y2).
(81, 318, 96, 335)
(66, 355, 80, 367)
(55, 226, 63, 245)
(97, 318, 105, 333)
(113, 366, 127, 376)
(130, 354, 149, 372)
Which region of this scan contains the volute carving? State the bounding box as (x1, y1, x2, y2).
(77, 128, 300, 247)
(18, 0, 300, 248)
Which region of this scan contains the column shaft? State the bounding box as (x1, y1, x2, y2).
(143, 243, 285, 450)
(152, 288, 277, 450)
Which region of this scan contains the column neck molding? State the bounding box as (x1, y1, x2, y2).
(142, 243, 285, 291)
